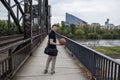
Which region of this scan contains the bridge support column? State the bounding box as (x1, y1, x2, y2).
(44, 0, 51, 34)
(45, 0, 48, 34)
(38, 0, 42, 34)
(47, 5, 51, 33)
(24, 0, 33, 56)
(24, 0, 32, 39)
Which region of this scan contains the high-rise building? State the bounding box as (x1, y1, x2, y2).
(65, 13, 87, 26)
(104, 18, 115, 29)
(105, 18, 109, 26)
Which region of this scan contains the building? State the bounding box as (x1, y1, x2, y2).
(118, 25, 120, 29)
(105, 18, 109, 25)
(65, 13, 87, 26)
(116, 25, 120, 29)
(101, 24, 115, 29)
(91, 23, 100, 27)
(104, 19, 116, 29)
(108, 24, 115, 29)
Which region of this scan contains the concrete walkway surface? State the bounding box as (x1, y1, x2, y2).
(13, 37, 89, 80)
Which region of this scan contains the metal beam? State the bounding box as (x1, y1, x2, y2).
(1, 0, 22, 33)
(45, 0, 49, 33)
(8, 0, 11, 34)
(14, 0, 24, 15)
(38, 0, 42, 34)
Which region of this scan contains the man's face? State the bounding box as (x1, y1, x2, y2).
(53, 26, 57, 32)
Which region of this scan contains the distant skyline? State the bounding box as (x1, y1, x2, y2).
(49, 0, 120, 26)
(0, 1, 120, 26)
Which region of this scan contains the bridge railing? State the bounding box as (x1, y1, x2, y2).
(0, 31, 47, 80)
(57, 33, 120, 80)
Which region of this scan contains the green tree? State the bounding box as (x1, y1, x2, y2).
(67, 32, 74, 38)
(55, 23, 61, 27)
(70, 24, 76, 35)
(102, 32, 113, 39)
(56, 22, 120, 40)
(82, 25, 90, 39)
(75, 29, 84, 39)
(57, 26, 62, 34)
(0, 20, 8, 35)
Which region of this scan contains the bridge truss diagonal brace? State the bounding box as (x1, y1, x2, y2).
(1, 0, 23, 33)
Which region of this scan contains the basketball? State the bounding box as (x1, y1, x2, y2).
(59, 38, 66, 45)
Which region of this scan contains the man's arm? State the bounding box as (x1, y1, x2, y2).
(50, 39, 61, 46)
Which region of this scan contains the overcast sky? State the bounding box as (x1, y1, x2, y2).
(0, 0, 120, 26)
(49, 0, 120, 26)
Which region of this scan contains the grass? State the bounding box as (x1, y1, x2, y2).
(91, 46, 120, 54)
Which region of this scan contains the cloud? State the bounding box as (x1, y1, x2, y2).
(0, 1, 24, 20)
(0, 0, 119, 25)
(0, 2, 8, 20)
(49, 0, 120, 25)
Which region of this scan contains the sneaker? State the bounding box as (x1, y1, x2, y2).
(51, 71, 55, 75)
(44, 70, 48, 74)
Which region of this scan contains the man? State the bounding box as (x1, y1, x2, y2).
(44, 24, 61, 74)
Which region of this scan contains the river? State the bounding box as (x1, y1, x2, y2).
(77, 40, 120, 60)
(77, 40, 120, 47)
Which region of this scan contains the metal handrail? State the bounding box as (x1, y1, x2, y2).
(57, 33, 120, 64)
(0, 32, 46, 53)
(57, 33, 120, 80)
(0, 32, 47, 79)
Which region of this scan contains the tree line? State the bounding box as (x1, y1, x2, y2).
(0, 20, 19, 36)
(56, 23, 120, 40)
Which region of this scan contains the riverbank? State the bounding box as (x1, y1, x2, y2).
(91, 46, 120, 54)
(91, 46, 120, 59)
(75, 39, 120, 58)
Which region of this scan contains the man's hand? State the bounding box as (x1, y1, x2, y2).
(57, 43, 63, 46)
(50, 39, 63, 46)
